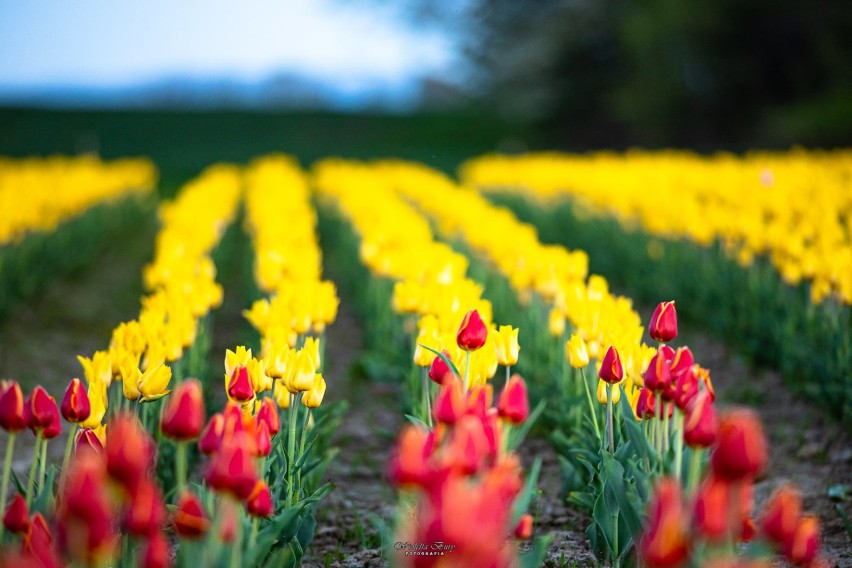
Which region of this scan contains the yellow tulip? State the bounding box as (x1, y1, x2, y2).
(137, 363, 172, 402)
(566, 334, 590, 368)
(273, 380, 291, 409)
(78, 351, 113, 387)
(80, 380, 108, 429)
(492, 325, 520, 367)
(302, 373, 327, 408)
(303, 336, 321, 370)
(225, 346, 252, 379)
(597, 380, 621, 405)
(247, 357, 273, 394)
(548, 308, 565, 337)
(290, 349, 315, 392)
(120, 364, 141, 401)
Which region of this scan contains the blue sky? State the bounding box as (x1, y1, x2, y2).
(0, 0, 458, 92)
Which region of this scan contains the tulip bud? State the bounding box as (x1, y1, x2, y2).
(683, 391, 717, 448)
(302, 373, 327, 409)
(76, 428, 105, 458)
(290, 349, 316, 393)
(24, 512, 60, 567)
(227, 366, 254, 403)
(3, 493, 30, 534)
(498, 374, 529, 424)
(456, 309, 488, 351)
(124, 481, 166, 536)
(693, 475, 733, 541)
(638, 478, 690, 568)
(198, 413, 224, 455)
(205, 433, 258, 500)
(598, 346, 623, 384)
(643, 351, 672, 393)
(106, 413, 153, 488)
(673, 366, 700, 410)
(566, 334, 590, 368)
(256, 397, 280, 437)
(23, 386, 56, 433)
(246, 480, 274, 518)
(0, 380, 25, 432)
(161, 379, 205, 441)
(428, 350, 454, 384)
(434, 377, 465, 425)
(60, 378, 91, 424)
(514, 513, 533, 540)
(451, 414, 488, 474)
(142, 533, 171, 568)
(42, 407, 62, 440)
(255, 420, 272, 457)
(137, 363, 172, 402)
(466, 384, 492, 420)
(668, 347, 694, 379)
(387, 425, 429, 487)
(174, 490, 210, 539)
(492, 325, 520, 366)
(711, 408, 768, 480)
(635, 388, 657, 420)
(649, 301, 677, 343)
(760, 484, 803, 546)
(548, 308, 566, 337)
(784, 515, 821, 566)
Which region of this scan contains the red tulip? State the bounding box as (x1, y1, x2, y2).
(434, 377, 465, 425)
(672, 366, 700, 410)
(683, 391, 717, 448)
(246, 480, 274, 517)
(256, 397, 280, 436)
(60, 378, 91, 424)
(456, 309, 488, 351)
(142, 533, 172, 568)
(711, 408, 767, 480)
(466, 384, 493, 420)
(0, 380, 26, 432)
(784, 515, 821, 566)
(106, 413, 154, 488)
(693, 475, 732, 541)
(649, 301, 677, 343)
(428, 350, 455, 384)
(387, 425, 429, 487)
(514, 513, 533, 540)
(198, 413, 224, 455)
(23, 386, 57, 433)
(41, 405, 62, 440)
(255, 420, 272, 457)
(497, 374, 529, 424)
(638, 478, 690, 568)
(450, 415, 489, 475)
(23, 512, 62, 568)
(598, 346, 623, 384)
(3, 493, 30, 534)
(173, 490, 210, 539)
(227, 366, 254, 402)
(204, 432, 258, 500)
(760, 484, 803, 546)
(643, 351, 672, 393)
(56, 455, 116, 563)
(124, 481, 166, 536)
(161, 379, 204, 441)
(75, 428, 105, 458)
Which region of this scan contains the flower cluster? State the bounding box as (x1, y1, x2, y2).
(0, 155, 156, 245)
(461, 151, 852, 304)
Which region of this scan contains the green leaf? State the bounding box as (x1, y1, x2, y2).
(507, 399, 546, 452)
(404, 414, 430, 428)
(519, 534, 554, 568)
(511, 458, 542, 525)
(418, 343, 461, 378)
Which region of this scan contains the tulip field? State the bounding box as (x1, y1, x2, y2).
(0, 138, 850, 568)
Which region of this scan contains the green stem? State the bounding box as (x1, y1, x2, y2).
(39, 436, 48, 491)
(673, 411, 684, 481)
(248, 517, 260, 552)
(463, 350, 472, 391)
(176, 441, 187, 498)
(612, 512, 620, 568)
(580, 369, 601, 441)
(663, 402, 671, 453)
(286, 394, 298, 507)
(0, 433, 16, 539)
(25, 432, 43, 506)
(688, 448, 703, 490)
(606, 384, 615, 453)
(229, 502, 243, 568)
(296, 406, 311, 493)
(423, 370, 433, 428)
(63, 423, 78, 472)
(505, 364, 510, 384)
(656, 396, 665, 456)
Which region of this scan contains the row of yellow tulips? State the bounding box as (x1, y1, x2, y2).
(461, 150, 852, 305)
(0, 155, 156, 246)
